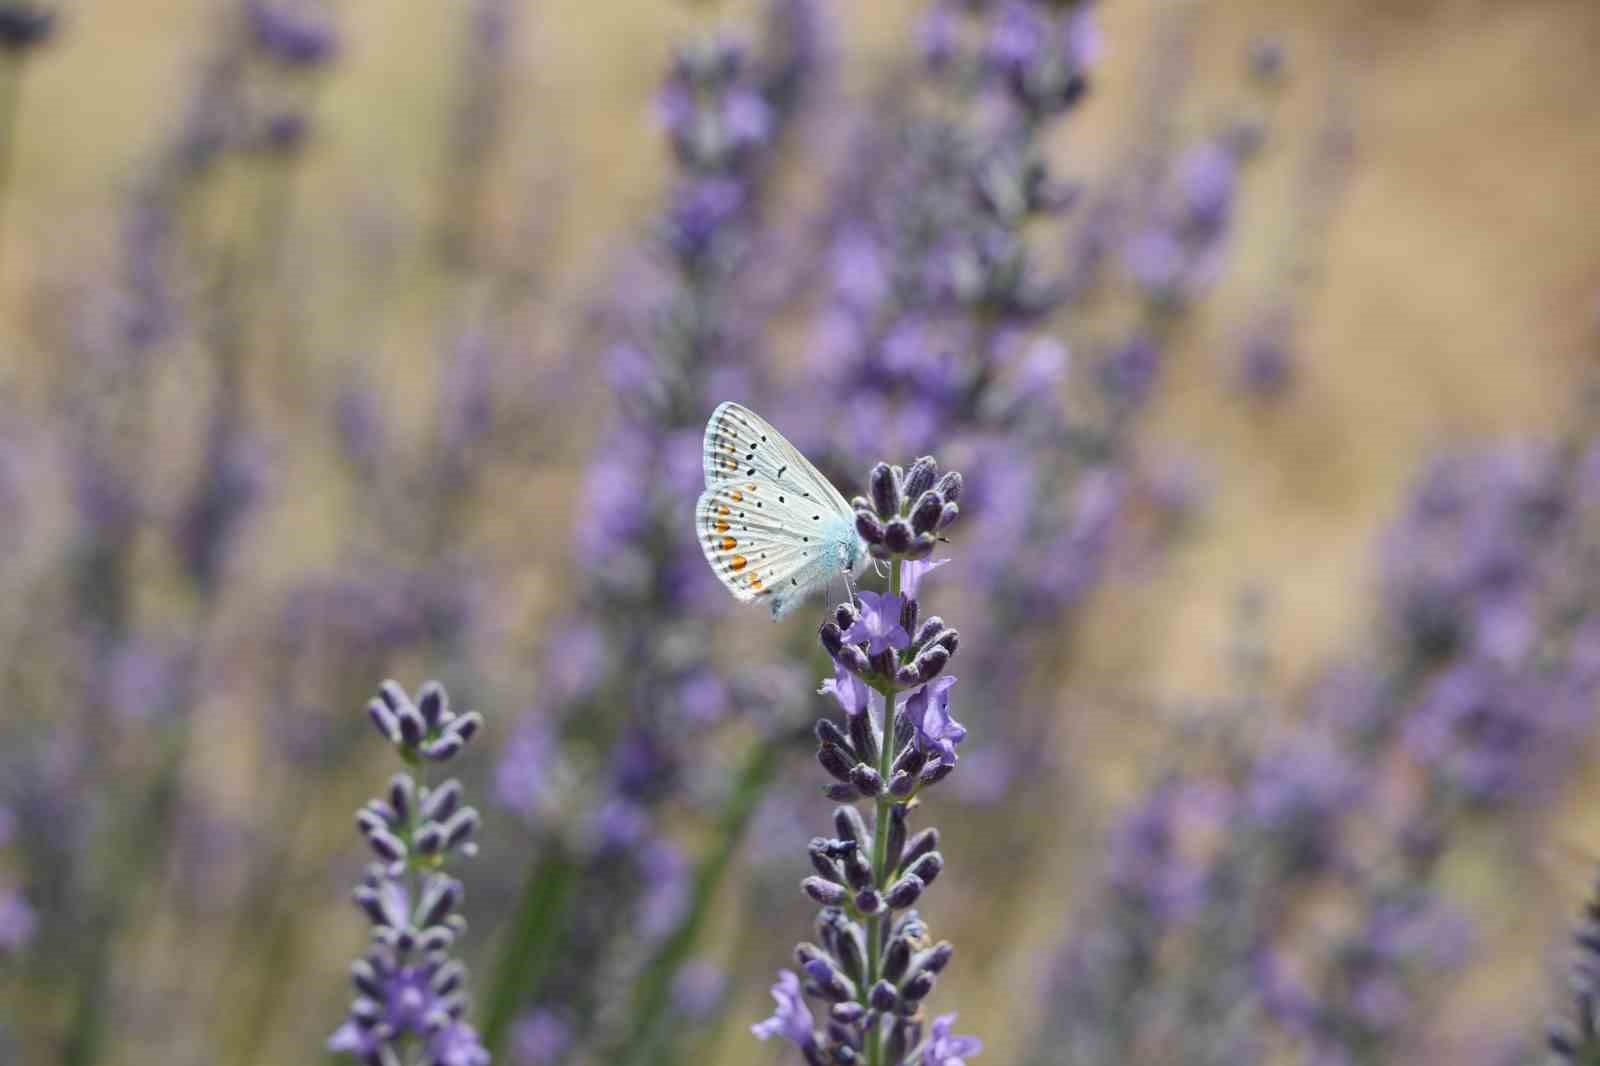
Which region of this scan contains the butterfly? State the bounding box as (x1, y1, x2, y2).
(696, 402, 868, 619)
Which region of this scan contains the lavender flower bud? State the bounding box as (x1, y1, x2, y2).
(808, 839, 845, 882)
(421, 780, 463, 823)
(442, 808, 480, 849)
(823, 783, 858, 802)
(854, 889, 884, 915)
(921, 761, 955, 787)
(834, 806, 869, 849)
(885, 874, 925, 909)
(815, 718, 854, 755)
(443, 711, 483, 746)
(803, 877, 849, 906)
(366, 829, 407, 863)
(421, 734, 464, 762)
(416, 680, 448, 728)
(432, 960, 466, 997)
(912, 616, 945, 645)
(842, 847, 874, 892)
(908, 533, 938, 560)
(378, 679, 409, 714)
(912, 645, 951, 682)
(882, 937, 912, 983)
(350, 959, 384, 999)
(849, 764, 885, 798)
(885, 1018, 920, 1065)
(357, 808, 388, 837)
(855, 510, 885, 544)
(417, 926, 454, 953)
(838, 644, 871, 676)
(367, 699, 400, 744)
(895, 663, 922, 687)
(869, 463, 901, 519)
(819, 621, 845, 657)
(870, 980, 899, 1011)
(388, 774, 415, 823)
(899, 970, 935, 1003)
(905, 852, 943, 888)
(910, 491, 944, 535)
(932, 628, 959, 655)
(415, 822, 446, 856)
(847, 711, 879, 768)
(416, 875, 462, 930)
(835, 602, 859, 630)
(900, 828, 940, 872)
(824, 915, 866, 984)
(933, 471, 962, 504)
(818, 743, 855, 783)
(885, 806, 908, 873)
(937, 502, 960, 530)
(899, 594, 919, 635)
(903, 457, 939, 500)
(892, 745, 928, 781)
(888, 771, 916, 797)
(832, 1002, 866, 1024)
(802, 959, 856, 1003)
(353, 885, 390, 927)
(883, 519, 913, 554)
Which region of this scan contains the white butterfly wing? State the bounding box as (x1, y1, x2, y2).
(703, 401, 854, 516)
(698, 403, 864, 618)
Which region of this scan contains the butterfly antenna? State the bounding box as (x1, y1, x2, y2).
(842, 568, 859, 605)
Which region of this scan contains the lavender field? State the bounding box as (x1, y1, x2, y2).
(2, 1, 1600, 1065)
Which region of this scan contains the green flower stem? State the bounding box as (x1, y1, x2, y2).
(865, 557, 904, 1066)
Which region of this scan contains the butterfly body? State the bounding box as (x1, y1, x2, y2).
(696, 402, 868, 619)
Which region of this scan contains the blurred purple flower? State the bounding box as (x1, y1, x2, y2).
(921, 1013, 982, 1065)
(0, 889, 35, 953)
(751, 970, 815, 1049)
(511, 1009, 572, 1066)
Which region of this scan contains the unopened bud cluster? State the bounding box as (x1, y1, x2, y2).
(851, 456, 961, 562)
(332, 681, 490, 1066)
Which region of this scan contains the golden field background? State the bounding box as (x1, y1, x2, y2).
(3, 0, 1600, 1063)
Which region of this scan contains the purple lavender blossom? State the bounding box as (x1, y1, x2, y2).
(921, 1014, 982, 1066)
(510, 1010, 572, 1066)
(847, 591, 912, 654)
(908, 676, 965, 765)
(751, 970, 816, 1049)
(0, 889, 35, 953)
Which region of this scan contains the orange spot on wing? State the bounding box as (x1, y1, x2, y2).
(730, 555, 748, 572)
(750, 577, 765, 591)
(717, 505, 730, 516)
(731, 491, 743, 502)
(720, 536, 737, 551)
(715, 520, 730, 533)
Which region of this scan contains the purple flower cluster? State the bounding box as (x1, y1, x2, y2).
(754, 456, 981, 1066)
(1547, 870, 1600, 1063)
(330, 681, 489, 1066)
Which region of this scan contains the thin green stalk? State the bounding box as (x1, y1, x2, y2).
(865, 558, 903, 1066)
(482, 843, 579, 1057)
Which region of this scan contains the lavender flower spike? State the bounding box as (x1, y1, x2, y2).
(755, 455, 976, 1065)
(331, 680, 490, 1066)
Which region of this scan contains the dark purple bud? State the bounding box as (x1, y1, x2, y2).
(809, 839, 845, 882)
(921, 761, 955, 787)
(835, 805, 869, 848)
(910, 491, 944, 535)
(815, 718, 854, 756)
(901, 828, 939, 872)
(893, 745, 928, 781)
(870, 649, 896, 679)
(804, 877, 849, 906)
(937, 502, 960, 530)
(847, 711, 879, 768)
(934, 471, 962, 503)
(883, 519, 912, 554)
(838, 645, 871, 677)
(914, 645, 951, 683)
(444, 711, 483, 746)
(899, 970, 935, 1002)
(885, 874, 925, 909)
(906, 852, 943, 888)
(431, 960, 465, 997)
(388, 774, 415, 823)
(886, 1018, 920, 1066)
(422, 735, 465, 762)
(908, 533, 938, 560)
(835, 602, 859, 629)
(416, 681, 448, 727)
(889, 770, 916, 797)
(855, 510, 885, 544)
(368, 699, 400, 744)
(353, 885, 389, 927)
(356, 808, 388, 837)
(855, 889, 884, 915)
(378, 679, 409, 713)
(421, 780, 463, 823)
(899, 595, 918, 637)
(832, 1002, 866, 1024)
(823, 783, 858, 802)
(827, 916, 866, 983)
(804, 965, 848, 1011)
(825, 1021, 858, 1055)
(895, 663, 922, 688)
(349, 996, 383, 1026)
(869, 541, 892, 562)
(350, 958, 384, 998)
(366, 829, 407, 863)
(396, 702, 425, 746)
(869, 463, 901, 519)
(819, 621, 845, 657)
(870, 980, 899, 1012)
(921, 941, 954, 974)
(912, 616, 945, 645)
(418, 926, 455, 953)
(903, 457, 939, 500)
(416, 875, 462, 929)
(442, 808, 480, 849)
(882, 936, 912, 983)
(842, 847, 874, 891)
(885, 806, 908, 873)
(850, 764, 885, 798)
(818, 743, 855, 783)
(933, 628, 959, 655)
(415, 823, 446, 855)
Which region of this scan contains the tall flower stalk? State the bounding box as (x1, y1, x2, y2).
(330, 680, 490, 1066)
(754, 454, 979, 1066)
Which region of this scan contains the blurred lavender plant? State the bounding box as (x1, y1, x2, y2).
(483, 2, 827, 1059)
(1547, 869, 1600, 1064)
(754, 454, 980, 1066)
(330, 680, 489, 1066)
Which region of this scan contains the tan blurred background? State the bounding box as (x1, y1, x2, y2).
(3, 0, 1600, 1063)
